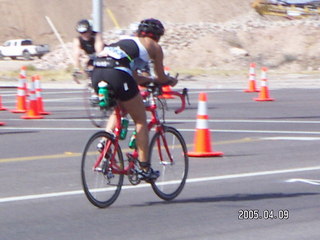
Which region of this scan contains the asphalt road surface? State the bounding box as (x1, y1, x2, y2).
(1, 86, 320, 240)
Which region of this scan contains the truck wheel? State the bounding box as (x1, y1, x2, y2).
(11, 56, 17, 60)
(23, 50, 31, 60)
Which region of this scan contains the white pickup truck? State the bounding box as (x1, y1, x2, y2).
(0, 39, 50, 60)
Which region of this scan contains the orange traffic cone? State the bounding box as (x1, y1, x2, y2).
(244, 62, 259, 92)
(254, 67, 274, 102)
(160, 85, 175, 99)
(34, 75, 50, 115)
(21, 76, 43, 119)
(11, 66, 28, 113)
(188, 93, 224, 157)
(159, 66, 174, 99)
(0, 96, 7, 111)
(0, 94, 7, 125)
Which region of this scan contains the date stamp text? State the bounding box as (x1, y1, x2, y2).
(238, 209, 289, 220)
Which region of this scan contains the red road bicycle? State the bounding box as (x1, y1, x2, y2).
(81, 82, 189, 208)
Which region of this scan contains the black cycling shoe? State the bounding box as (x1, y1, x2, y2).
(138, 167, 160, 183)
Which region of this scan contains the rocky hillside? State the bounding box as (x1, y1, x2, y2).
(0, 0, 252, 45)
(1, 0, 320, 72)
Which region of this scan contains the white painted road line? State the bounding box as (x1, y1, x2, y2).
(2, 126, 320, 136)
(215, 129, 320, 135)
(1, 165, 320, 204)
(262, 137, 320, 141)
(4, 119, 320, 124)
(286, 178, 320, 185)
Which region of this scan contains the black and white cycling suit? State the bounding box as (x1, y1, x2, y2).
(92, 37, 150, 101)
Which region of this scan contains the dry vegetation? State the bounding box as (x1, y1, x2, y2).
(1, 0, 320, 78)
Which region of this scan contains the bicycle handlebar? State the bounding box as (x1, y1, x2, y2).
(141, 82, 189, 114)
(166, 89, 187, 114)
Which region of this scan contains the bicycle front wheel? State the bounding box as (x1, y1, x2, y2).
(149, 126, 189, 200)
(81, 131, 124, 208)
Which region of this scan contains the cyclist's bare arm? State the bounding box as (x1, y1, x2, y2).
(94, 32, 105, 53)
(133, 67, 177, 87)
(137, 37, 178, 86)
(72, 39, 83, 84)
(73, 38, 83, 71)
(151, 43, 178, 86)
(73, 32, 104, 71)
(133, 71, 154, 86)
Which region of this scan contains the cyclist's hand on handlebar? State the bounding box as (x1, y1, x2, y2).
(167, 76, 178, 87)
(72, 69, 83, 77)
(72, 69, 85, 84)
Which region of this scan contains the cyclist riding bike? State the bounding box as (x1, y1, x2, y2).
(91, 18, 178, 181)
(73, 19, 104, 76)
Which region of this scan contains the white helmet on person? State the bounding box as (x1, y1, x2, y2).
(76, 19, 92, 33)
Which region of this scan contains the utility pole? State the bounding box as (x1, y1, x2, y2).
(92, 0, 103, 32)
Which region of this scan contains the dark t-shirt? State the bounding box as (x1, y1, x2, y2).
(79, 32, 97, 55)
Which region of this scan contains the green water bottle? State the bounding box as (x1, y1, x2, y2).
(129, 130, 137, 149)
(120, 117, 129, 140)
(98, 81, 109, 108)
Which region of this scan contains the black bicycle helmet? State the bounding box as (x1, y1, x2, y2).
(137, 18, 165, 41)
(76, 19, 92, 33)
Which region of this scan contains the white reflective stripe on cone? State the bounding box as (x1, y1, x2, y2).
(197, 101, 207, 116)
(195, 118, 209, 129)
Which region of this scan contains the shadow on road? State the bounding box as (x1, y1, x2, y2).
(136, 192, 319, 207)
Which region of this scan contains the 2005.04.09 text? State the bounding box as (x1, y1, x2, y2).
(238, 209, 289, 220)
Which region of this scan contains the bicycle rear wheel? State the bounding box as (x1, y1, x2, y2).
(83, 83, 108, 128)
(149, 126, 189, 200)
(81, 131, 124, 208)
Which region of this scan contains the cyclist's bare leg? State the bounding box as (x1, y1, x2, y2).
(120, 94, 149, 169)
(105, 107, 129, 133)
(105, 110, 116, 133)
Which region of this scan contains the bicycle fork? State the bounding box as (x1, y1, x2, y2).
(157, 129, 174, 166)
(93, 139, 122, 182)
(93, 139, 113, 170)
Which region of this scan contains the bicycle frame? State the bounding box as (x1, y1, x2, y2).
(143, 88, 186, 165)
(93, 85, 187, 176)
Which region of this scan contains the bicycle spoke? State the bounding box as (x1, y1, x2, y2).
(81, 131, 124, 208)
(150, 126, 188, 200)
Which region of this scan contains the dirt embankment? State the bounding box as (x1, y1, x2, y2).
(0, 0, 252, 46)
(1, 0, 320, 73)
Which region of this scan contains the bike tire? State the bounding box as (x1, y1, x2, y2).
(81, 131, 124, 208)
(149, 125, 189, 200)
(83, 83, 108, 128)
